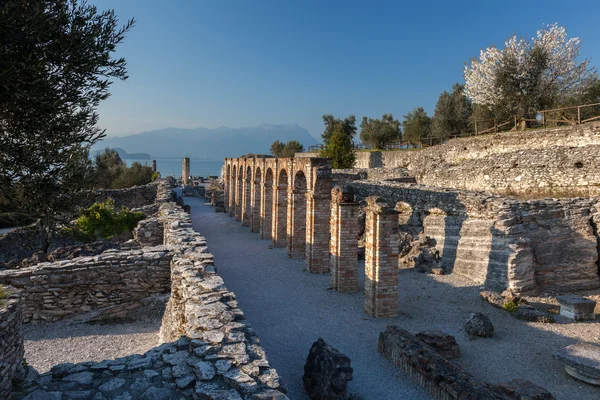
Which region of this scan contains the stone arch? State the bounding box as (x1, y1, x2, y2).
(261, 168, 274, 240)
(242, 166, 252, 226)
(251, 166, 262, 232)
(288, 170, 307, 258)
(273, 169, 288, 247)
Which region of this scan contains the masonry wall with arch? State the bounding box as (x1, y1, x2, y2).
(223, 156, 332, 273)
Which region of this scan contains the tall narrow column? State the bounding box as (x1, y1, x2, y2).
(272, 184, 287, 247)
(364, 196, 400, 318)
(330, 186, 359, 292)
(305, 192, 331, 273)
(260, 181, 273, 239)
(229, 167, 236, 218)
(182, 157, 190, 185)
(287, 188, 307, 258)
(242, 170, 251, 227)
(235, 172, 243, 222)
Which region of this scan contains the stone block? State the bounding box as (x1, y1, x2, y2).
(554, 342, 600, 386)
(302, 338, 352, 400)
(556, 295, 596, 321)
(416, 330, 460, 359)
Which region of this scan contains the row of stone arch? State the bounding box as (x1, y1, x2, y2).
(224, 156, 333, 273)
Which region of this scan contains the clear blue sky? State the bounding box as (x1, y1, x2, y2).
(94, 0, 600, 140)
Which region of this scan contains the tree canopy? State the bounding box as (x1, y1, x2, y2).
(0, 0, 134, 244)
(359, 114, 401, 149)
(321, 114, 357, 146)
(269, 140, 304, 157)
(431, 83, 473, 139)
(402, 107, 432, 144)
(320, 125, 355, 169)
(464, 23, 597, 119)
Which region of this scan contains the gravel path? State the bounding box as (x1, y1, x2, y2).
(187, 197, 600, 400)
(23, 310, 162, 374)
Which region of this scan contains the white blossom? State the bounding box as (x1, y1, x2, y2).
(464, 23, 594, 109)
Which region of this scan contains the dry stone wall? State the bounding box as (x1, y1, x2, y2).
(0, 286, 24, 399)
(90, 183, 158, 210)
(0, 247, 173, 322)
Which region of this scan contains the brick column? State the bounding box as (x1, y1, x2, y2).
(251, 175, 261, 233)
(287, 188, 306, 258)
(260, 182, 273, 240)
(229, 168, 237, 218)
(235, 174, 243, 222)
(272, 185, 287, 247)
(330, 186, 359, 292)
(223, 163, 229, 213)
(364, 196, 400, 318)
(305, 192, 331, 273)
(242, 171, 251, 227)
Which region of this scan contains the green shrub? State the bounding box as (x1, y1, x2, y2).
(502, 300, 520, 313)
(73, 199, 145, 240)
(152, 171, 160, 181)
(0, 285, 7, 301)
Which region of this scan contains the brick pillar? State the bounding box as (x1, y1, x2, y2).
(364, 197, 400, 318)
(330, 186, 359, 292)
(182, 157, 190, 185)
(229, 169, 236, 218)
(251, 175, 261, 233)
(305, 192, 331, 273)
(242, 172, 251, 227)
(223, 164, 229, 213)
(287, 188, 306, 258)
(272, 185, 287, 247)
(235, 175, 243, 222)
(260, 183, 273, 240)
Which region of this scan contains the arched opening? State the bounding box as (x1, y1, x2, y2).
(288, 170, 307, 258)
(261, 168, 274, 240)
(396, 202, 416, 268)
(252, 167, 262, 232)
(273, 169, 288, 247)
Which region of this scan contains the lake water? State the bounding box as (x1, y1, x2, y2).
(125, 158, 224, 178)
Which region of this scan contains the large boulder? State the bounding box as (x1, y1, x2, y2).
(303, 338, 353, 400)
(465, 313, 494, 338)
(401, 234, 443, 273)
(416, 330, 460, 359)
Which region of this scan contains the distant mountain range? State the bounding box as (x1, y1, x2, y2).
(91, 147, 150, 160)
(92, 124, 318, 160)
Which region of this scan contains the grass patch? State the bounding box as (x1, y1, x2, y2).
(502, 300, 520, 313)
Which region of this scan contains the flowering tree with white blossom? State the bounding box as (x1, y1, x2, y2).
(464, 24, 596, 119)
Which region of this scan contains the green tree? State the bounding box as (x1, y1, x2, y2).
(402, 107, 432, 144)
(321, 126, 355, 169)
(270, 140, 285, 157)
(431, 83, 473, 139)
(280, 140, 304, 157)
(93, 149, 126, 188)
(321, 114, 357, 146)
(0, 0, 134, 249)
(359, 114, 401, 149)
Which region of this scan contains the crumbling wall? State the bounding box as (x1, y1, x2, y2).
(90, 182, 158, 210)
(0, 287, 24, 399)
(0, 247, 173, 322)
(351, 180, 600, 294)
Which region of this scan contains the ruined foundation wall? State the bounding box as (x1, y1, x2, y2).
(0, 287, 24, 399)
(0, 247, 173, 322)
(351, 181, 600, 293)
(90, 183, 159, 210)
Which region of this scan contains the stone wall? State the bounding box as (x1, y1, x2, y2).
(350, 180, 600, 294)
(133, 217, 164, 247)
(0, 286, 24, 399)
(0, 225, 46, 265)
(300, 122, 600, 196)
(91, 183, 158, 210)
(378, 326, 553, 399)
(0, 247, 173, 322)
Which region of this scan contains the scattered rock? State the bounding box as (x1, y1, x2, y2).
(494, 378, 556, 399)
(465, 312, 494, 338)
(514, 306, 555, 323)
(302, 338, 353, 400)
(557, 295, 597, 321)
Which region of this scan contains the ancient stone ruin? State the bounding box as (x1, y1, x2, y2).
(0, 182, 288, 399)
